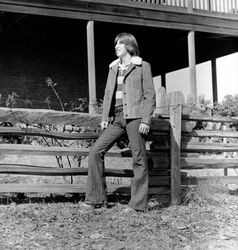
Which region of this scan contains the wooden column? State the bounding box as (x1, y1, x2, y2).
(187, 0, 197, 103)
(211, 58, 218, 104)
(87, 21, 97, 114)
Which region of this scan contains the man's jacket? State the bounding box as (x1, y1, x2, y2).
(102, 56, 156, 125)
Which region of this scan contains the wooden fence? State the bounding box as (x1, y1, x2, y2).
(0, 88, 238, 204)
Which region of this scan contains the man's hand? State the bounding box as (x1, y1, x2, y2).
(139, 123, 150, 135)
(100, 121, 109, 130)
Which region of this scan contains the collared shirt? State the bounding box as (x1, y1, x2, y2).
(115, 62, 131, 107)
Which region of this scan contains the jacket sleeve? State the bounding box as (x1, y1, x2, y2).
(141, 61, 156, 125)
(101, 69, 112, 122)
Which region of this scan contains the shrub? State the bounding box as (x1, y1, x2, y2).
(212, 94, 238, 117)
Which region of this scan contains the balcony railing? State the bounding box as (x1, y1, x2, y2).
(130, 0, 238, 14)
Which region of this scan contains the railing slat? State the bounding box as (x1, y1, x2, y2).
(130, 0, 238, 14)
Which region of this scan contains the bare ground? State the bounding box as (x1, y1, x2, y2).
(0, 155, 237, 249)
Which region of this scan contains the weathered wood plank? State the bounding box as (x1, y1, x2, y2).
(160, 114, 238, 123)
(0, 184, 170, 195)
(0, 144, 91, 156)
(0, 144, 167, 158)
(0, 166, 134, 177)
(0, 107, 169, 132)
(152, 141, 238, 153)
(183, 129, 238, 138)
(0, 107, 101, 126)
(182, 142, 238, 152)
(182, 176, 238, 186)
(0, 165, 167, 177)
(0, 127, 101, 140)
(181, 157, 238, 169)
(169, 91, 184, 205)
(5, 123, 237, 140)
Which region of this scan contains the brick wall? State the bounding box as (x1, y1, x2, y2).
(0, 40, 94, 111)
(0, 17, 111, 111)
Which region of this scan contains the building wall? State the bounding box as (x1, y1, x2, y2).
(0, 16, 95, 110)
(0, 41, 90, 110)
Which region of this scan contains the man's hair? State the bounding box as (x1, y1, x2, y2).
(114, 33, 139, 56)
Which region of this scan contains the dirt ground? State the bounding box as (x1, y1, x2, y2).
(0, 188, 237, 250)
(0, 155, 237, 249)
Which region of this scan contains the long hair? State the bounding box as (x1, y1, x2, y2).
(114, 33, 139, 56)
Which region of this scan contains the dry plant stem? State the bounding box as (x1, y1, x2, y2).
(42, 136, 63, 169)
(50, 85, 64, 111)
(54, 138, 74, 183)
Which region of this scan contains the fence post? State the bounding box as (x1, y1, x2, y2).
(168, 91, 184, 205)
(154, 86, 169, 116)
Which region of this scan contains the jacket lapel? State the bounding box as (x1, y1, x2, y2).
(123, 63, 136, 79)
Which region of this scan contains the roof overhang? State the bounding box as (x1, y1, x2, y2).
(0, 0, 238, 36)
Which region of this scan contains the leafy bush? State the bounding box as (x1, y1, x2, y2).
(183, 94, 212, 116)
(212, 94, 238, 116)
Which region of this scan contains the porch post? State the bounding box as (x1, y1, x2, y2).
(211, 58, 218, 103)
(87, 21, 97, 113)
(187, 0, 197, 103)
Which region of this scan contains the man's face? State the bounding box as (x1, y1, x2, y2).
(115, 41, 128, 59)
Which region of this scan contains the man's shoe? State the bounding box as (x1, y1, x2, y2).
(79, 202, 106, 211)
(122, 206, 147, 213)
(79, 202, 94, 211)
(122, 206, 136, 213)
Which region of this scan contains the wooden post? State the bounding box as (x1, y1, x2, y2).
(211, 58, 218, 104)
(222, 124, 228, 176)
(87, 21, 97, 114)
(168, 91, 185, 205)
(154, 86, 169, 116)
(187, 0, 197, 104)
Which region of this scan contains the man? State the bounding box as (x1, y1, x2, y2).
(82, 33, 156, 212)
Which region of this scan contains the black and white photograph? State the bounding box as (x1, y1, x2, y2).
(0, 0, 237, 249)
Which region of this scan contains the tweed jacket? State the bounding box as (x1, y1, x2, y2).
(102, 56, 156, 125)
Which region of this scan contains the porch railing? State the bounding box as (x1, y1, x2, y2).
(130, 0, 238, 14)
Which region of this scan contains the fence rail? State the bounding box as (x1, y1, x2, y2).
(130, 0, 238, 14)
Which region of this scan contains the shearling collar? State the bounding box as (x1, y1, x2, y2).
(109, 56, 142, 68)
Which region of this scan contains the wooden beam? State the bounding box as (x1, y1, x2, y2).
(87, 21, 97, 114)
(187, 0, 197, 103)
(0, 0, 238, 36)
(187, 31, 197, 103)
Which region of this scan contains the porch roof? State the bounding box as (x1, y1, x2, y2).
(0, 0, 238, 36)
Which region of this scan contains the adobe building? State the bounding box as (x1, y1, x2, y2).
(0, 0, 238, 111)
